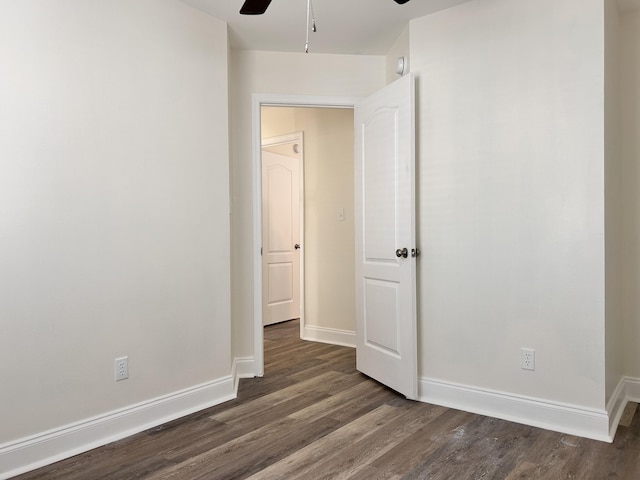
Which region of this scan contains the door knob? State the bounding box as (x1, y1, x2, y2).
(295, 244, 301, 250)
(411, 248, 420, 258)
(395, 248, 408, 258)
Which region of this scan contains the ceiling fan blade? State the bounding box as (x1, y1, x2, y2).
(394, 0, 410, 4)
(240, 0, 272, 15)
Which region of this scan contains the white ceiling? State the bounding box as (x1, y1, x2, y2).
(182, 0, 472, 55)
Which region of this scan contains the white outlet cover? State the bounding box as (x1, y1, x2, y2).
(521, 348, 535, 371)
(115, 356, 129, 381)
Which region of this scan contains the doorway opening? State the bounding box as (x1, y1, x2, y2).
(253, 95, 360, 376)
(252, 76, 417, 399)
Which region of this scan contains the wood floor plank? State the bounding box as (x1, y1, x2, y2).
(245, 404, 406, 480)
(346, 465, 402, 480)
(287, 380, 385, 421)
(319, 383, 401, 425)
(613, 412, 640, 477)
(161, 392, 331, 464)
(620, 402, 638, 427)
(299, 403, 448, 480)
(287, 349, 356, 380)
(208, 371, 344, 423)
(369, 407, 476, 477)
(504, 460, 544, 479)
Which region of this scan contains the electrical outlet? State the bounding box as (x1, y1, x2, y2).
(115, 356, 129, 381)
(521, 348, 535, 371)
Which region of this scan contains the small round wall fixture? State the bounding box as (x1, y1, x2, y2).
(396, 56, 406, 75)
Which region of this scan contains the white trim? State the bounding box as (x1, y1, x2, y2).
(624, 376, 640, 401)
(302, 325, 356, 348)
(419, 377, 612, 442)
(234, 356, 257, 378)
(605, 376, 640, 441)
(252, 95, 265, 377)
(607, 377, 628, 440)
(262, 132, 305, 148)
(251, 93, 362, 377)
(233, 356, 257, 396)
(0, 377, 235, 480)
(258, 93, 360, 109)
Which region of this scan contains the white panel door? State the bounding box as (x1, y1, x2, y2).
(354, 74, 417, 399)
(262, 151, 301, 326)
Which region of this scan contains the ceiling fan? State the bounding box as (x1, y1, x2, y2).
(240, 0, 410, 15)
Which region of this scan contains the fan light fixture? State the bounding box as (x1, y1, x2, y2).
(239, 0, 272, 15)
(239, 0, 411, 53)
(304, 0, 317, 53)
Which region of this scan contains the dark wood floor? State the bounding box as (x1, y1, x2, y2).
(15, 320, 640, 479)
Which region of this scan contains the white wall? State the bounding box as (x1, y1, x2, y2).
(385, 25, 410, 85)
(620, 7, 640, 378)
(604, 0, 625, 404)
(262, 107, 356, 334)
(230, 50, 384, 360)
(0, 0, 231, 465)
(261, 108, 297, 140)
(411, 0, 606, 410)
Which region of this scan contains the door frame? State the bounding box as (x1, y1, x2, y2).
(252, 93, 361, 376)
(261, 132, 305, 328)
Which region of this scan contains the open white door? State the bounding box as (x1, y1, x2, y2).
(354, 74, 417, 399)
(262, 151, 301, 326)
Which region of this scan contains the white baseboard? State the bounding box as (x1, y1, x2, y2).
(606, 376, 640, 440)
(624, 376, 640, 402)
(232, 356, 257, 394)
(419, 377, 612, 442)
(302, 325, 356, 348)
(607, 377, 628, 440)
(234, 356, 257, 378)
(0, 376, 235, 480)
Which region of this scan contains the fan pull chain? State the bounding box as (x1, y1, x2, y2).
(305, 0, 317, 53)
